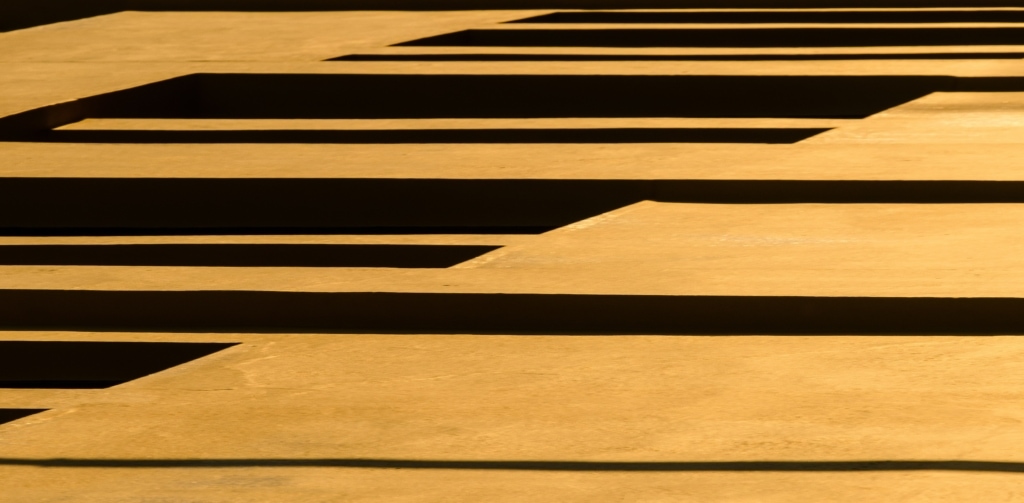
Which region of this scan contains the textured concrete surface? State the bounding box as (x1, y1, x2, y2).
(5, 6, 1024, 502)
(6, 331, 1024, 502)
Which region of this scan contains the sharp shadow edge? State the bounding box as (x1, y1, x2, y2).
(0, 458, 1023, 471)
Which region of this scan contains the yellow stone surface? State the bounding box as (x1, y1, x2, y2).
(5, 5, 1024, 501)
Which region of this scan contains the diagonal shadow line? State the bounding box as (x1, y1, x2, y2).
(0, 458, 1023, 472)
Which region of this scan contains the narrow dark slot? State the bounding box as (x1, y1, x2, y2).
(396, 28, 1024, 48)
(0, 342, 237, 389)
(65, 73, 951, 119)
(0, 244, 500, 268)
(9, 291, 1024, 335)
(333, 52, 1024, 62)
(0, 409, 46, 425)
(0, 381, 122, 389)
(16, 178, 1024, 236)
(510, 10, 1024, 24)
(14, 178, 1024, 237)
(36, 128, 829, 144)
(0, 227, 556, 237)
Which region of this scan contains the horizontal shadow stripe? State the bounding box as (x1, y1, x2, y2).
(4, 291, 1024, 334)
(510, 11, 1024, 23)
(0, 244, 500, 268)
(2, 74, 958, 126)
(398, 28, 1024, 48)
(9, 180, 1024, 235)
(0, 458, 1022, 472)
(0, 380, 122, 389)
(0, 227, 555, 237)
(0, 179, 647, 233)
(38, 128, 827, 144)
(334, 53, 1024, 61)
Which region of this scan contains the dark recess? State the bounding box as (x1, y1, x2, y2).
(0, 409, 46, 425)
(0, 244, 499, 268)
(126, 0, 1024, 8)
(511, 10, 1024, 23)
(0, 179, 646, 235)
(398, 27, 1024, 48)
(0, 227, 555, 237)
(5, 291, 1024, 335)
(35, 128, 829, 144)
(180, 73, 937, 119)
(0, 73, 978, 130)
(0, 341, 236, 389)
(10, 180, 1024, 236)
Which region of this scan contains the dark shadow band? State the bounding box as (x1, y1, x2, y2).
(35, 128, 827, 144)
(3, 290, 1024, 335)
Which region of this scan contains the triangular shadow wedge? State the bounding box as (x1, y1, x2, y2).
(0, 342, 238, 389)
(0, 244, 500, 268)
(0, 409, 46, 426)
